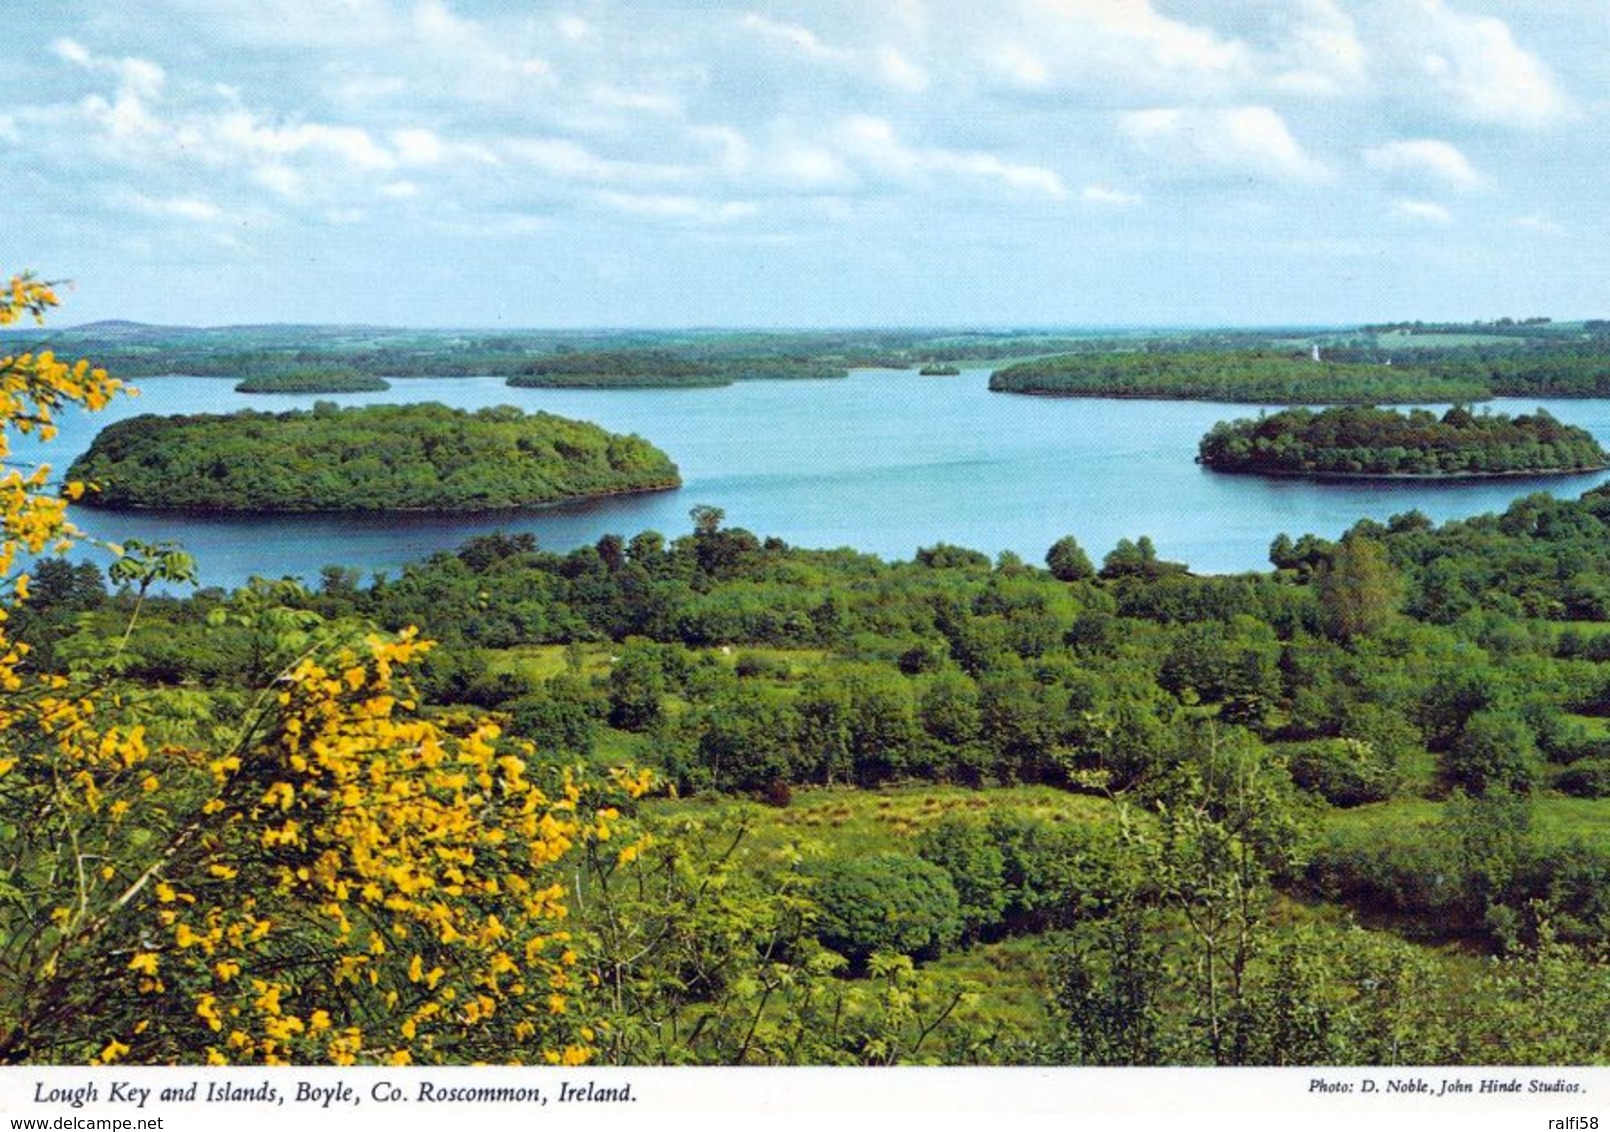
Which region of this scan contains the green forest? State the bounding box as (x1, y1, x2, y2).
(65, 402, 680, 512)
(1198, 406, 1609, 478)
(17, 489, 1610, 1064)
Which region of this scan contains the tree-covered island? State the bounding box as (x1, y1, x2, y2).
(990, 350, 1491, 403)
(67, 402, 680, 512)
(507, 350, 847, 389)
(1198, 405, 1610, 478)
(234, 369, 391, 393)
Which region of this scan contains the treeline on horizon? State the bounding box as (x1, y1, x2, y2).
(65, 402, 680, 512)
(12, 320, 1610, 400)
(1198, 405, 1610, 478)
(1, 324, 1116, 379)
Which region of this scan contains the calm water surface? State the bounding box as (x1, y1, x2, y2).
(19, 370, 1610, 588)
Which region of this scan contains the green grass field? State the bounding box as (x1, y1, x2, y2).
(648, 782, 1125, 856)
(1323, 793, 1610, 844)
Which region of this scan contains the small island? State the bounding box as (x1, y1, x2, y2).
(919, 363, 962, 376)
(507, 350, 846, 389)
(1197, 405, 1609, 478)
(68, 402, 681, 512)
(234, 369, 391, 394)
(989, 350, 1490, 404)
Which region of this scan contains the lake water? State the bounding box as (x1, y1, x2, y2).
(17, 369, 1610, 589)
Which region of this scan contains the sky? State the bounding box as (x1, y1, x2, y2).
(4, 0, 1610, 328)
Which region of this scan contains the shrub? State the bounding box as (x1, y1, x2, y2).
(809, 853, 961, 967)
(916, 817, 1007, 940)
(1557, 758, 1610, 798)
(1285, 738, 1396, 806)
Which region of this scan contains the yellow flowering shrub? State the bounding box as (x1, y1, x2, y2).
(0, 273, 645, 1064)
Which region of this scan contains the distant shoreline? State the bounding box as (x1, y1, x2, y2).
(1198, 461, 1610, 482)
(73, 478, 684, 517)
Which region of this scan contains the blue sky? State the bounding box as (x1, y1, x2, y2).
(5, 1, 1608, 327)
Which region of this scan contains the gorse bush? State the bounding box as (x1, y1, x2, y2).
(0, 273, 647, 1065)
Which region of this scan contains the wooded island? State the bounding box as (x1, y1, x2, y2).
(67, 402, 681, 512)
(234, 369, 391, 393)
(1198, 405, 1609, 478)
(990, 350, 1491, 403)
(507, 350, 847, 388)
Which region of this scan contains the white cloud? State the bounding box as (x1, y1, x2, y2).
(987, 42, 1051, 89)
(891, 0, 927, 36)
(77, 90, 163, 147)
(935, 151, 1066, 197)
(329, 73, 409, 106)
(156, 0, 401, 48)
(1121, 105, 1329, 182)
(766, 143, 854, 190)
(595, 190, 757, 224)
(214, 114, 396, 171)
(1048, 0, 1247, 76)
(1393, 198, 1453, 224)
(1416, 0, 1570, 128)
(688, 125, 856, 193)
(389, 127, 497, 169)
(586, 85, 682, 116)
(877, 47, 929, 93)
(1364, 139, 1482, 190)
(252, 164, 302, 198)
(115, 191, 223, 223)
(1273, 0, 1369, 96)
(995, 0, 1252, 95)
(507, 137, 688, 188)
(390, 128, 444, 166)
(739, 13, 927, 94)
(49, 38, 169, 150)
(1082, 184, 1141, 205)
(839, 116, 1066, 198)
(51, 37, 91, 66)
(740, 14, 853, 63)
(53, 36, 166, 98)
(556, 15, 592, 42)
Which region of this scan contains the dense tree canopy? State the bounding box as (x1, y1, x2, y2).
(990, 351, 1490, 403)
(1199, 405, 1607, 478)
(234, 369, 390, 393)
(67, 402, 681, 512)
(508, 351, 846, 388)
